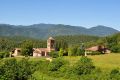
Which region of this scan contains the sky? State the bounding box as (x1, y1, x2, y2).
(0, 0, 120, 30)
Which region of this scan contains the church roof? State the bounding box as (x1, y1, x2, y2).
(48, 37, 54, 40)
(33, 48, 49, 53)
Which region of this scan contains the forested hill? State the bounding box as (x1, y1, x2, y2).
(0, 24, 119, 39)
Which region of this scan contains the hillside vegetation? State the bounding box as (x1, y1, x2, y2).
(0, 24, 119, 39)
(1, 53, 119, 80)
(0, 33, 120, 80)
(0, 35, 99, 52)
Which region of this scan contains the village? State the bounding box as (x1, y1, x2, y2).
(11, 37, 111, 58)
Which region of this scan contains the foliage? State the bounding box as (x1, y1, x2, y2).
(76, 47, 81, 56)
(0, 36, 47, 52)
(111, 44, 120, 53)
(110, 68, 120, 80)
(105, 33, 120, 53)
(49, 51, 59, 58)
(0, 54, 120, 80)
(59, 48, 64, 56)
(48, 58, 65, 71)
(0, 58, 34, 80)
(55, 40, 68, 51)
(55, 35, 99, 46)
(68, 45, 85, 56)
(110, 68, 119, 75)
(0, 51, 9, 58)
(73, 56, 95, 75)
(21, 40, 33, 56)
(68, 46, 78, 56)
(0, 24, 117, 39)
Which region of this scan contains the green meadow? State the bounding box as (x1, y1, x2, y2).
(64, 53, 120, 70)
(30, 53, 120, 80)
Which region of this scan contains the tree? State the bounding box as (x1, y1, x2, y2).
(76, 47, 81, 56)
(73, 56, 95, 75)
(0, 58, 34, 80)
(21, 40, 33, 56)
(68, 46, 78, 56)
(59, 48, 64, 57)
(48, 58, 65, 71)
(55, 40, 68, 51)
(80, 43, 85, 56)
(49, 51, 59, 58)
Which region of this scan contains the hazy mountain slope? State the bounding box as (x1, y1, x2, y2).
(0, 24, 119, 39)
(88, 25, 119, 36)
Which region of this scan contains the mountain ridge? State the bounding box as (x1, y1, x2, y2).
(0, 23, 119, 39)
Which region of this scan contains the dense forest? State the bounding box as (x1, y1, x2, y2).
(0, 35, 99, 52)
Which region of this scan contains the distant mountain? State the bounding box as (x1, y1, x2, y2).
(0, 24, 119, 39)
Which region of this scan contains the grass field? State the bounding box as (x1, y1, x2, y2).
(9, 53, 120, 70)
(6, 53, 119, 80)
(3, 53, 120, 70)
(31, 53, 120, 79)
(64, 53, 120, 71)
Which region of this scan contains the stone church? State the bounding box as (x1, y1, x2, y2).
(12, 37, 55, 57)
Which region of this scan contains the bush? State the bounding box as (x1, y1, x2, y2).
(0, 51, 9, 58)
(30, 60, 49, 73)
(68, 46, 78, 56)
(110, 68, 119, 75)
(59, 48, 64, 57)
(73, 56, 95, 75)
(110, 68, 120, 80)
(0, 58, 35, 80)
(111, 45, 120, 53)
(49, 51, 59, 58)
(48, 58, 66, 71)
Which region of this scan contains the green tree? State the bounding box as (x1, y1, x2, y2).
(73, 56, 95, 75)
(76, 47, 81, 56)
(55, 40, 68, 51)
(48, 58, 65, 71)
(68, 46, 77, 56)
(21, 40, 33, 56)
(0, 58, 35, 80)
(49, 51, 59, 58)
(59, 48, 64, 57)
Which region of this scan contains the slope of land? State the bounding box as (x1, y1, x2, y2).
(0, 24, 119, 39)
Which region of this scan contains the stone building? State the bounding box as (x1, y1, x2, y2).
(33, 37, 55, 57)
(12, 37, 55, 57)
(85, 45, 111, 54)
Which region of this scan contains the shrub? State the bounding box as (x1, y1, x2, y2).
(49, 51, 59, 58)
(0, 58, 35, 80)
(30, 60, 49, 72)
(111, 45, 120, 53)
(59, 48, 64, 57)
(73, 56, 95, 75)
(68, 46, 77, 56)
(0, 51, 9, 58)
(110, 68, 119, 75)
(21, 40, 33, 56)
(110, 68, 120, 80)
(48, 58, 65, 71)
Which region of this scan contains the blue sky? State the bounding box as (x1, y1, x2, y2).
(0, 0, 120, 30)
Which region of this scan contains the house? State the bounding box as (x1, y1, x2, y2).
(11, 48, 22, 56)
(85, 45, 111, 54)
(12, 37, 55, 57)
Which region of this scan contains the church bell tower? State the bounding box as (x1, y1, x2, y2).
(47, 37, 55, 52)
